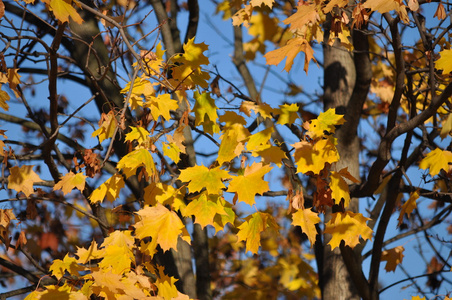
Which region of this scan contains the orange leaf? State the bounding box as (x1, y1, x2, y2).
(264, 37, 316, 73)
(8, 165, 41, 197)
(397, 190, 419, 226)
(0, 209, 16, 227)
(53, 172, 86, 195)
(228, 162, 272, 206)
(92, 111, 117, 143)
(291, 208, 320, 247)
(324, 211, 373, 249)
(381, 246, 404, 272)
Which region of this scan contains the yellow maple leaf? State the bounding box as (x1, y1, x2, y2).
(183, 192, 228, 229)
(8, 165, 41, 197)
(53, 172, 86, 195)
(92, 111, 117, 143)
(146, 93, 179, 121)
(239, 101, 275, 119)
(236, 212, 279, 254)
(181, 38, 209, 67)
(212, 197, 236, 233)
(143, 182, 186, 212)
(323, 0, 348, 13)
(156, 265, 179, 300)
(178, 165, 230, 194)
(162, 140, 182, 164)
(419, 148, 452, 177)
(440, 113, 452, 139)
(134, 204, 188, 251)
(76, 240, 103, 264)
(247, 126, 274, 151)
(276, 103, 299, 125)
(293, 137, 340, 174)
(397, 190, 419, 226)
(99, 244, 134, 274)
(330, 168, 359, 208)
(265, 37, 316, 73)
(91, 270, 127, 294)
(251, 144, 287, 167)
(409, 296, 426, 300)
(116, 148, 156, 178)
(381, 246, 404, 272)
(304, 108, 346, 139)
(25, 283, 85, 300)
(436, 49, 452, 74)
(324, 211, 373, 249)
(228, 162, 272, 206)
(193, 91, 219, 135)
(291, 207, 320, 247)
(49, 254, 83, 280)
(6, 68, 21, 95)
(125, 126, 150, 145)
(89, 173, 125, 204)
(0, 209, 16, 228)
(217, 127, 246, 165)
(45, 0, 84, 24)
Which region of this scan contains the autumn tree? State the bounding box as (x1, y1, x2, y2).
(0, 0, 451, 299)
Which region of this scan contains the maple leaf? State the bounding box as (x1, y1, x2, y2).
(293, 137, 340, 174)
(143, 182, 186, 211)
(99, 244, 134, 274)
(410, 296, 426, 300)
(381, 246, 404, 272)
(397, 190, 419, 226)
(247, 126, 274, 151)
(236, 212, 279, 254)
(304, 108, 346, 139)
(0, 209, 16, 227)
(193, 91, 219, 135)
(228, 162, 272, 206)
(323, 0, 348, 13)
(276, 103, 299, 125)
(440, 113, 452, 139)
(156, 265, 179, 300)
(212, 197, 236, 233)
(125, 126, 150, 145)
(8, 165, 41, 197)
(162, 140, 182, 163)
(264, 37, 316, 73)
(25, 283, 85, 300)
(181, 38, 209, 67)
(145, 93, 179, 121)
(183, 192, 228, 229)
(419, 148, 452, 177)
(76, 240, 103, 264)
(292, 207, 320, 247)
(178, 165, 230, 194)
(0, 88, 10, 111)
(44, 0, 84, 24)
(250, 0, 274, 8)
(89, 173, 125, 204)
(53, 172, 87, 195)
(92, 111, 117, 143)
(91, 270, 127, 294)
(239, 101, 276, 119)
(436, 49, 452, 74)
(116, 148, 156, 178)
(217, 126, 246, 165)
(330, 168, 359, 208)
(283, 2, 318, 31)
(434, 3, 446, 20)
(49, 254, 83, 280)
(324, 211, 373, 249)
(251, 144, 287, 167)
(134, 204, 188, 251)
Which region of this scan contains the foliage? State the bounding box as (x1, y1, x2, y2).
(0, 0, 451, 299)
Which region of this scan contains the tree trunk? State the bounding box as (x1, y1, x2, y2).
(320, 13, 372, 299)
